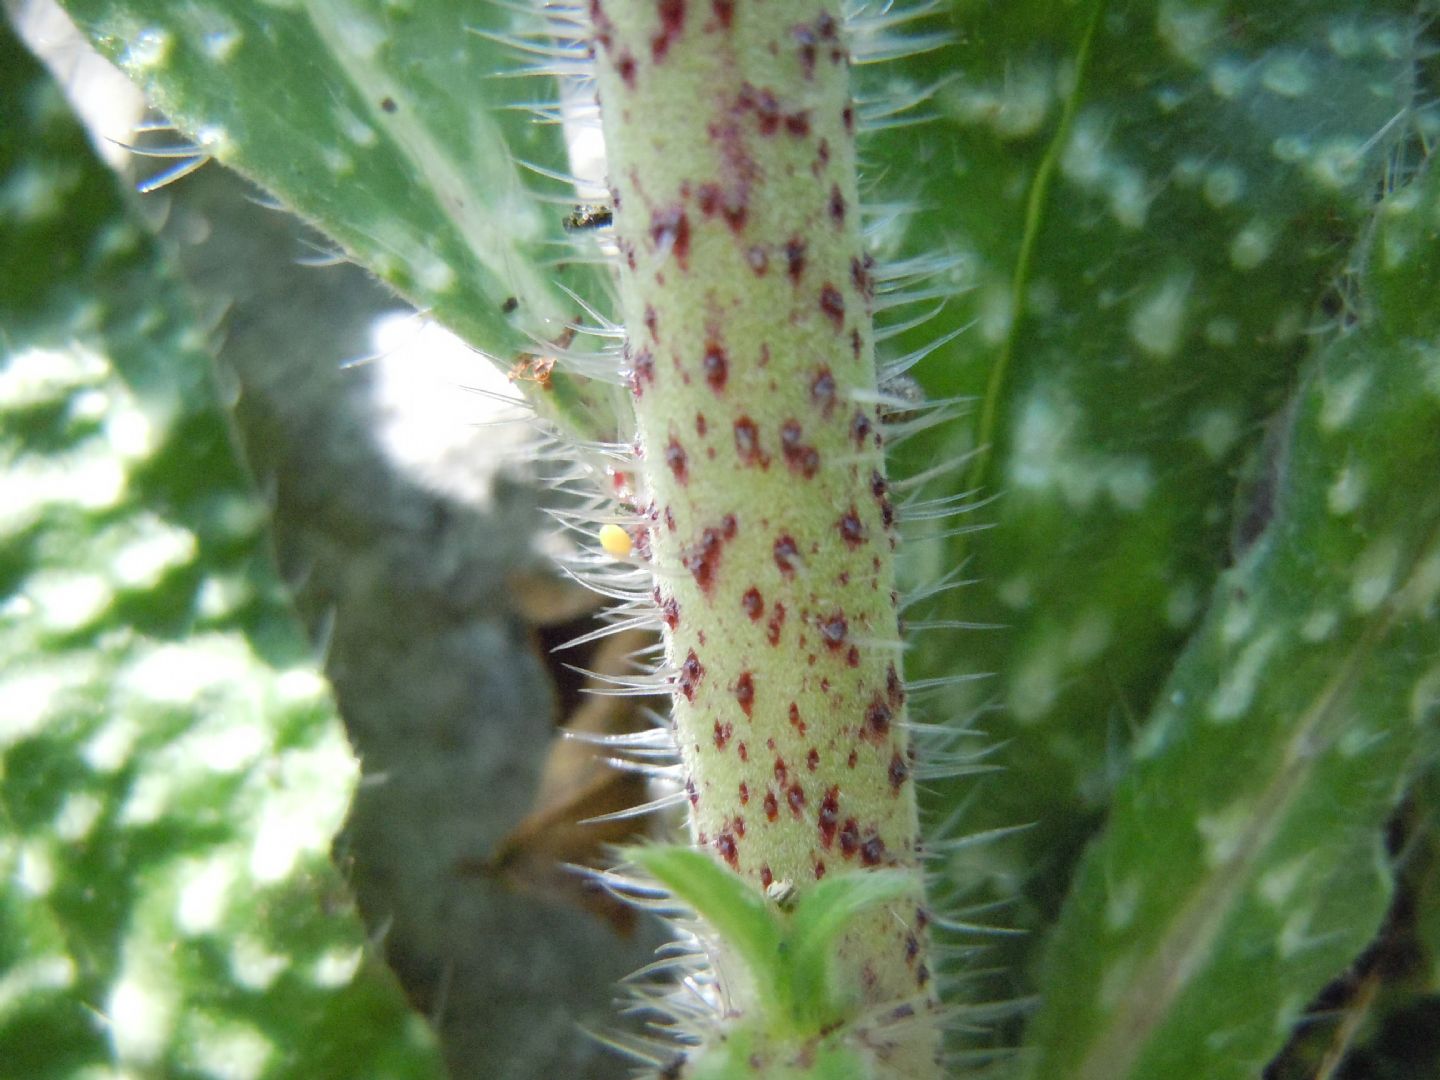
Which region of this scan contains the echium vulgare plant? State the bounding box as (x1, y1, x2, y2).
(9, 0, 1440, 1077)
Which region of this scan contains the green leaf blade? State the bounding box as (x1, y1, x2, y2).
(1022, 155, 1440, 1080)
(871, 0, 1428, 974)
(58, 0, 613, 435)
(631, 846, 790, 1023)
(786, 870, 916, 1027)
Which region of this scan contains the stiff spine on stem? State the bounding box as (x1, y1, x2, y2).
(587, 0, 941, 1073)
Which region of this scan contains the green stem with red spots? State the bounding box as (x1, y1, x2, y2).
(590, 0, 940, 1073)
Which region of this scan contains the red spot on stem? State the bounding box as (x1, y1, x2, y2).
(697, 182, 721, 216)
(786, 783, 806, 816)
(810, 367, 837, 417)
(589, 0, 613, 49)
(735, 671, 755, 716)
(715, 831, 738, 867)
(851, 410, 874, 449)
(617, 51, 637, 86)
(785, 236, 807, 283)
(766, 602, 787, 644)
(779, 420, 819, 478)
(851, 255, 873, 298)
(773, 535, 800, 576)
(818, 787, 840, 847)
(665, 437, 688, 482)
(682, 526, 727, 592)
(630, 349, 655, 396)
(793, 23, 817, 78)
(860, 836, 886, 866)
(733, 416, 766, 467)
(742, 587, 764, 620)
(703, 341, 728, 391)
(889, 751, 910, 792)
(678, 650, 704, 700)
(748, 85, 781, 135)
(865, 693, 892, 739)
(839, 818, 860, 858)
(652, 0, 686, 60)
(887, 663, 906, 708)
(650, 207, 691, 267)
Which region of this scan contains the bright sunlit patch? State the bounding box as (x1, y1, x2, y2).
(229, 936, 289, 992)
(0, 955, 75, 1020)
(118, 636, 262, 707)
(16, 841, 57, 898)
(108, 965, 177, 1065)
(310, 946, 363, 988)
(187, 1019, 273, 1080)
(0, 344, 107, 407)
(25, 570, 113, 634)
(367, 311, 530, 507)
(111, 518, 197, 589)
(53, 792, 103, 842)
(176, 855, 240, 935)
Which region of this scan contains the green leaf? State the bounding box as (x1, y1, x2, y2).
(57, 0, 616, 436)
(869, 0, 1427, 973)
(631, 846, 790, 1023)
(1022, 154, 1440, 1080)
(0, 24, 443, 1078)
(786, 870, 915, 1027)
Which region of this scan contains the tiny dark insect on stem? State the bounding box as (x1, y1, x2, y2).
(563, 203, 615, 231)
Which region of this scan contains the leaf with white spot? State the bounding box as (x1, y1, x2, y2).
(0, 25, 444, 1078)
(866, 0, 1428, 976)
(1022, 149, 1440, 1080)
(56, 0, 614, 436)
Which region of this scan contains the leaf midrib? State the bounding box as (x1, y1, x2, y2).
(963, 0, 1107, 502)
(1070, 515, 1440, 1080)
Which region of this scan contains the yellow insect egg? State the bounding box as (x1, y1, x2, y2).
(598, 523, 632, 558)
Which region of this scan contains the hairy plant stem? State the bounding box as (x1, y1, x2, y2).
(589, 0, 939, 1071)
